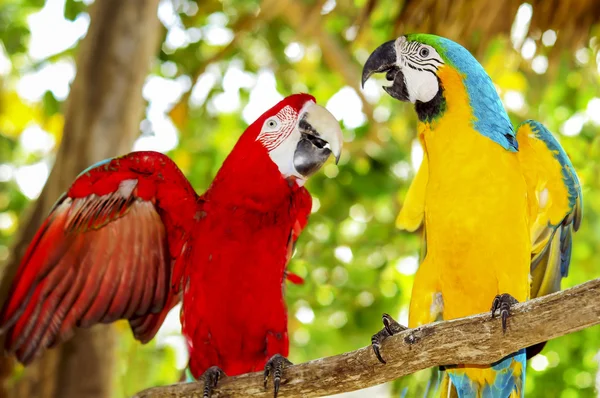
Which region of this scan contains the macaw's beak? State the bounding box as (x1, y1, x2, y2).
(361, 38, 411, 102)
(293, 103, 342, 178)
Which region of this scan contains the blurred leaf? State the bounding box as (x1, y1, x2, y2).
(0, 91, 42, 138)
(64, 0, 87, 21)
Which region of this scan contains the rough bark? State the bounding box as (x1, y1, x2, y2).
(0, 0, 161, 397)
(136, 277, 600, 398)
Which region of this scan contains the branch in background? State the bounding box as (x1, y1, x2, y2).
(171, 0, 282, 114)
(172, 0, 383, 145)
(135, 278, 600, 398)
(353, 0, 378, 42)
(278, 0, 378, 130)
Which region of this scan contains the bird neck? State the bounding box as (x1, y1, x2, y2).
(206, 141, 297, 212)
(425, 64, 517, 151)
(417, 67, 515, 186)
(415, 87, 446, 123)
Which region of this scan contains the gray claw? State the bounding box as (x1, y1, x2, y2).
(264, 354, 293, 398)
(201, 366, 225, 398)
(371, 313, 407, 364)
(491, 293, 519, 333)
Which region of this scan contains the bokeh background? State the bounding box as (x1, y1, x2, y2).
(0, 0, 599, 397)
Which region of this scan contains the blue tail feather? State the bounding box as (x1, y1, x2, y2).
(448, 349, 526, 398)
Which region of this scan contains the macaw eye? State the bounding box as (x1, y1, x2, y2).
(419, 47, 430, 58)
(265, 118, 280, 130)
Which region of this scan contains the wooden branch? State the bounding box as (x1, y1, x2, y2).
(135, 278, 600, 398)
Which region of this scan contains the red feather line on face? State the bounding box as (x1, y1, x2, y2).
(255, 105, 297, 151)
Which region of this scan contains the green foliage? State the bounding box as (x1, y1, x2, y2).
(1, 1, 599, 397)
(0, 1, 41, 55)
(63, 0, 86, 21)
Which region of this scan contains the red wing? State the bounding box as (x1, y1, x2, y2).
(0, 151, 199, 364)
(129, 292, 181, 343)
(285, 186, 312, 285)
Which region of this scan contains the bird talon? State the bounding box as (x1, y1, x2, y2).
(490, 293, 519, 333)
(370, 313, 407, 364)
(382, 313, 406, 335)
(264, 354, 292, 398)
(200, 366, 225, 398)
(371, 333, 386, 364)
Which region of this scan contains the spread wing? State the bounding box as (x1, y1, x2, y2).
(0, 151, 200, 364)
(516, 120, 582, 298)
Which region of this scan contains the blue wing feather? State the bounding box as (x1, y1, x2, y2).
(526, 120, 582, 217)
(518, 120, 582, 297)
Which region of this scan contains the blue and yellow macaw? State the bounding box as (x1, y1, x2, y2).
(362, 34, 583, 398)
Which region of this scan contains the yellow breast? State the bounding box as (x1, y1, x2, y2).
(418, 66, 531, 320)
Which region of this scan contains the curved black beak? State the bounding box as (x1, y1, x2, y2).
(361, 40, 397, 88)
(293, 134, 332, 178)
(361, 38, 411, 102)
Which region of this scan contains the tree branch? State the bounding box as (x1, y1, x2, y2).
(135, 278, 600, 398)
(169, 0, 282, 117)
(277, 0, 379, 136)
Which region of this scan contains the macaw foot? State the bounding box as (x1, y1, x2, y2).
(264, 354, 293, 398)
(200, 366, 225, 398)
(371, 313, 408, 364)
(491, 293, 519, 333)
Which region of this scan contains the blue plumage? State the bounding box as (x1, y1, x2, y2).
(76, 157, 113, 178)
(525, 119, 582, 279)
(559, 225, 573, 277)
(435, 37, 517, 152)
(448, 349, 526, 398)
(524, 120, 582, 210)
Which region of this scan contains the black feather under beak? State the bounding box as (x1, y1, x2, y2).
(293, 120, 334, 178)
(361, 39, 410, 102)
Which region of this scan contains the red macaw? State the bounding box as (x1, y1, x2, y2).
(0, 93, 342, 397)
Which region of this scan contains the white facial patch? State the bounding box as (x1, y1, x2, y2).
(394, 36, 445, 104)
(256, 104, 303, 180)
(256, 105, 297, 151)
(268, 128, 303, 179)
(255, 100, 340, 184)
(402, 67, 440, 103)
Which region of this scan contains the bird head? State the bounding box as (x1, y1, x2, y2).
(247, 93, 343, 185)
(361, 34, 516, 150)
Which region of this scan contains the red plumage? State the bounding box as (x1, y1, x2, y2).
(0, 94, 317, 379)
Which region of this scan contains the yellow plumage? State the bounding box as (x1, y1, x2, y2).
(398, 65, 581, 396)
(407, 65, 530, 325)
(362, 32, 581, 398)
